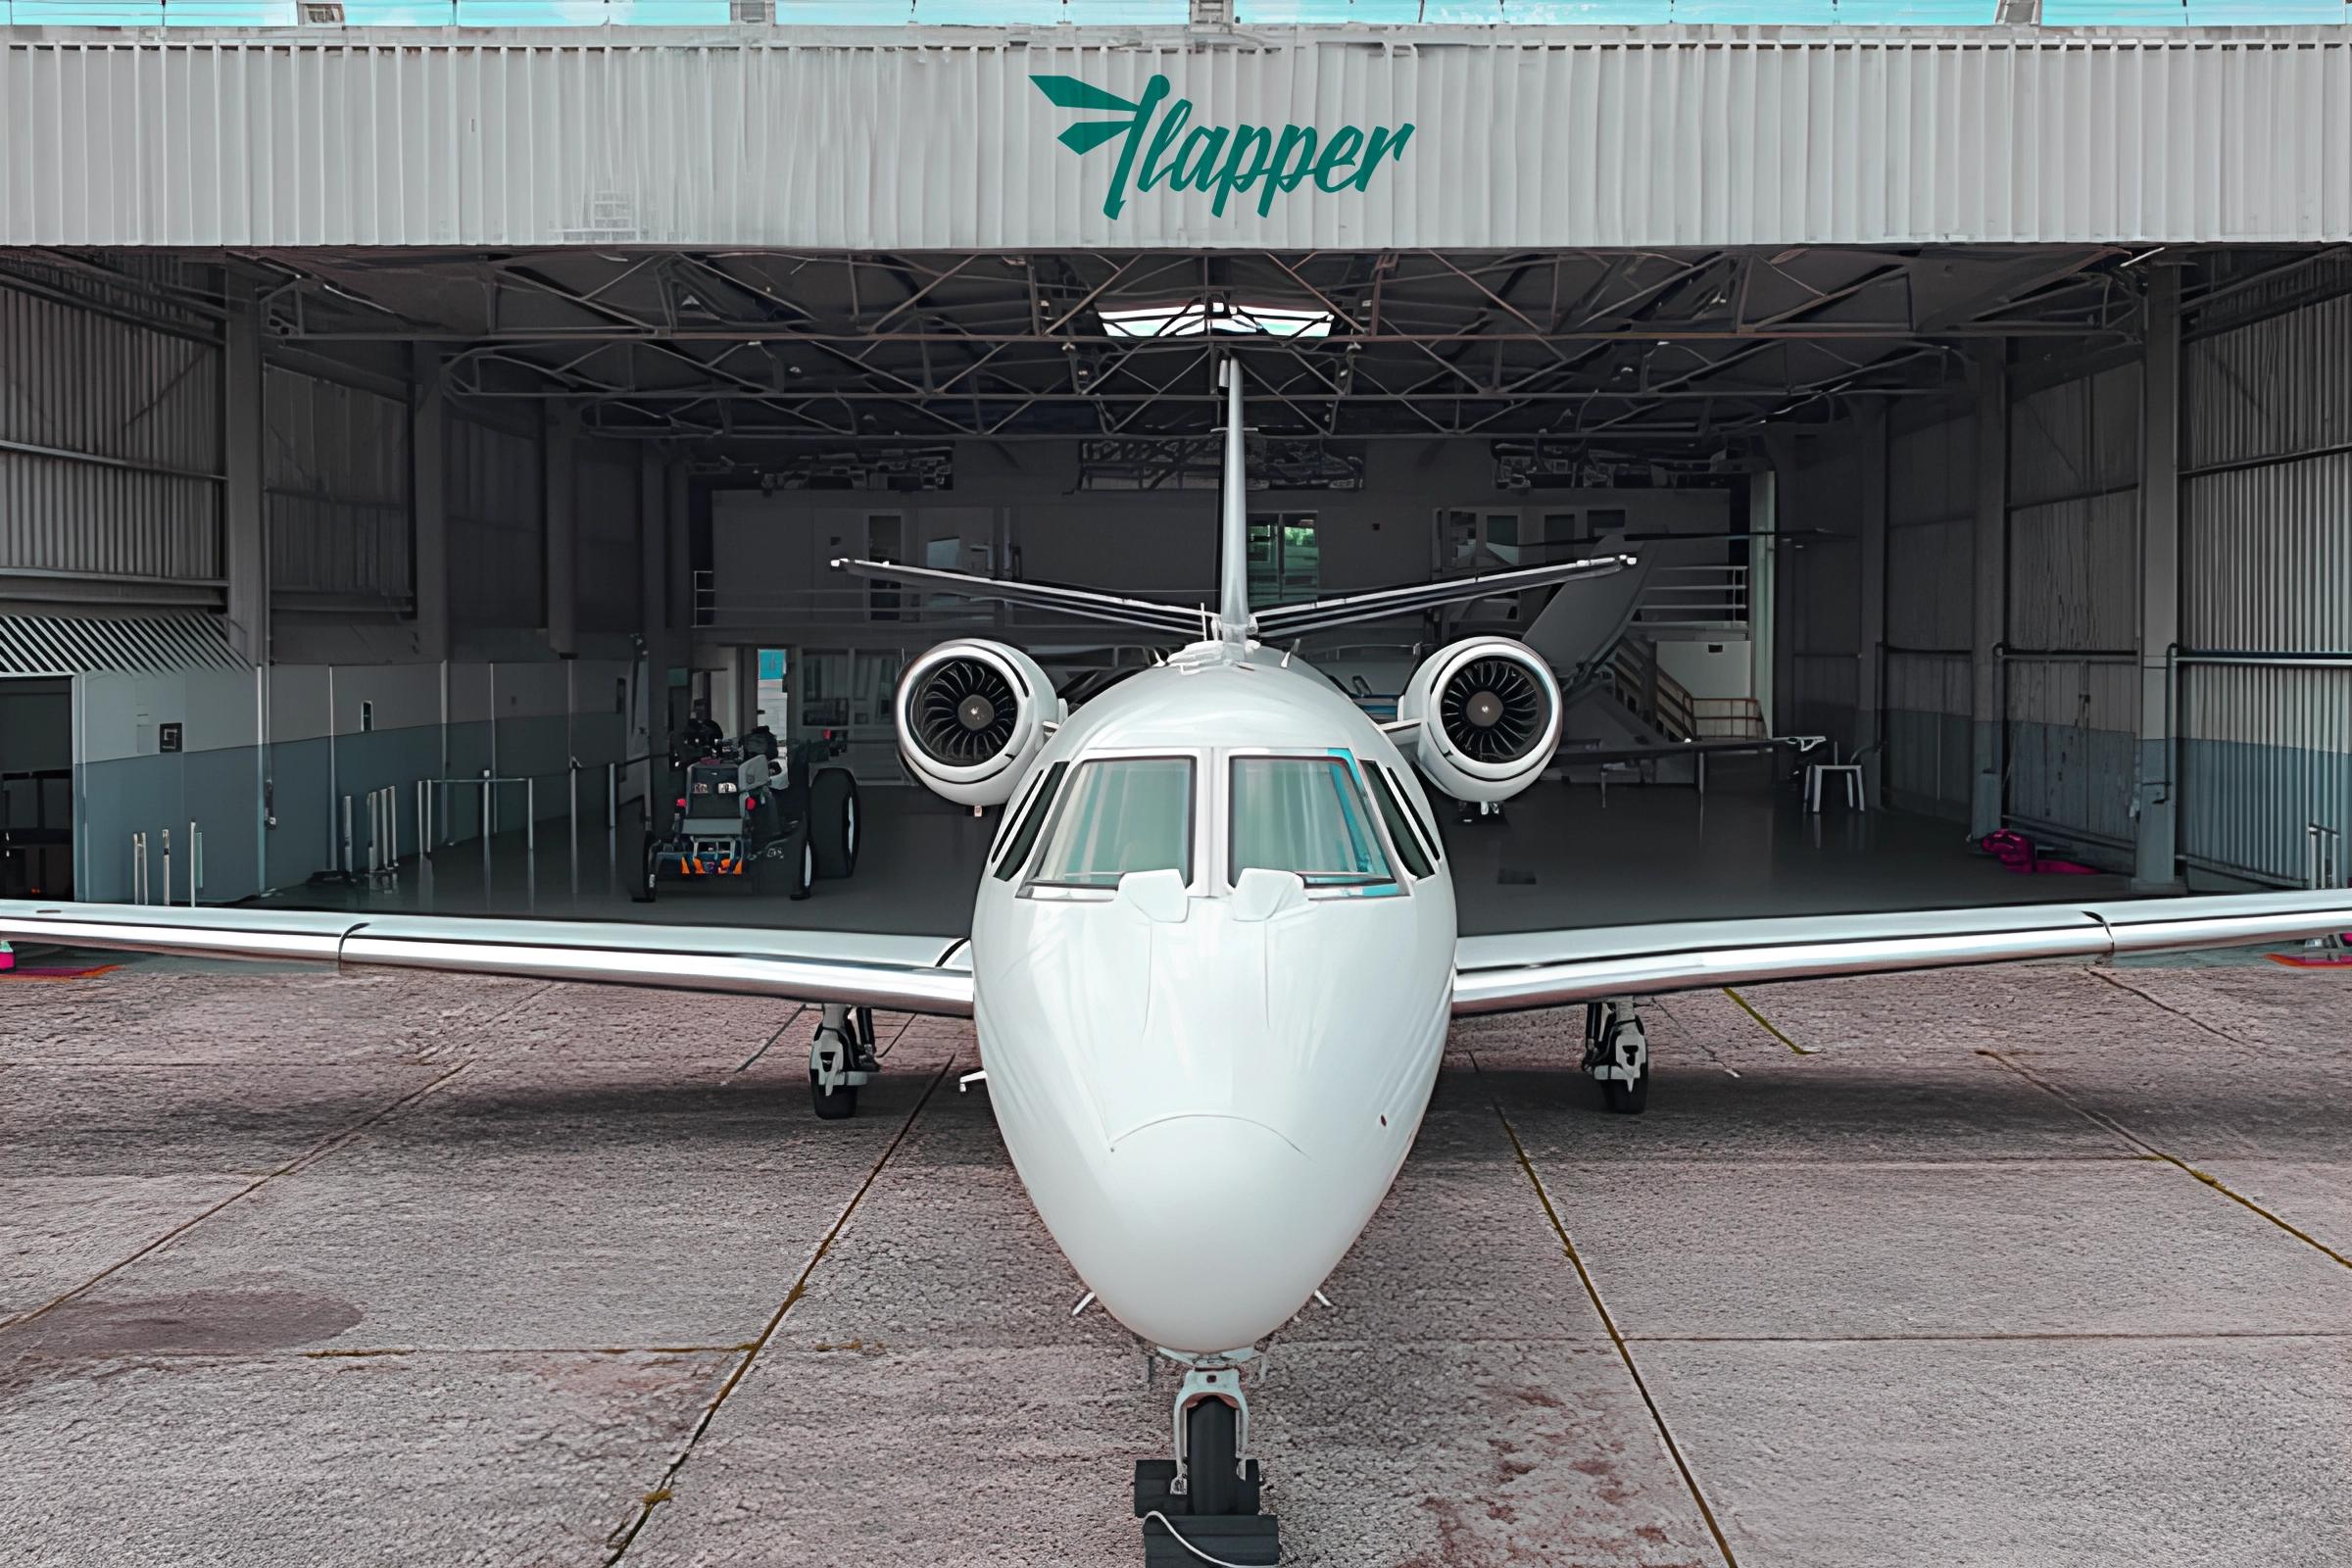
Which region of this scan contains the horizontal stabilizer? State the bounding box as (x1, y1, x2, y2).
(832, 558, 1207, 638)
(1253, 554, 1638, 642)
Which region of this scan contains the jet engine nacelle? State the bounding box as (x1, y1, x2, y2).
(895, 639, 1060, 808)
(1398, 637, 1562, 804)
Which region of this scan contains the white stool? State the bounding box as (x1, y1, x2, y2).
(1805, 760, 1865, 813)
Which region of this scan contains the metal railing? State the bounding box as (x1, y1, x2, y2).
(126, 821, 204, 906)
(1603, 636, 1696, 743)
(1691, 696, 1767, 739)
(1629, 564, 1749, 631)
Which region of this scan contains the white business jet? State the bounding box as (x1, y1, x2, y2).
(7, 367, 2352, 1564)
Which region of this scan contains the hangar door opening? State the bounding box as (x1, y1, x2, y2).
(0, 678, 71, 900)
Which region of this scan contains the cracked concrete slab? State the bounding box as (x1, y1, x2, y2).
(0, 1347, 731, 1568)
(4, 959, 2351, 1568)
(1640, 1335, 2352, 1568)
(40, 1039, 960, 1354)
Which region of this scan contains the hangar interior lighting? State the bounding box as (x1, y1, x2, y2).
(1100, 301, 1335, 339)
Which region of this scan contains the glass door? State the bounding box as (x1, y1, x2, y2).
(1247, 513, 1319, 609)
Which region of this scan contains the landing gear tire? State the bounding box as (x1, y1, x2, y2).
(808, 1068, 858, 1120)
(1602, 1061, 1649, 1115)
(808, 1003, 871, 1120)
(810, 768, 859, 880)
(1584, 998, 1650, 1116)
(787, 826, 814, 901)
(1185, 1398, 1240, 1517)
(631, 842, 660, 903)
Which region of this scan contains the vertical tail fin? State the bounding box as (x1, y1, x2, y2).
(1218, 359, 1250, 643)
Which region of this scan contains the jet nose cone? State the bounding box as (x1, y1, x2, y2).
(1083, 1113, 1337, 1353)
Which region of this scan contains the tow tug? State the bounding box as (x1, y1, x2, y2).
(634, 724, 859, 902)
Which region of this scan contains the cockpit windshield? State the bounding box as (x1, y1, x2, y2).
(1029, 757, 1195, 888)
(1229, 757, 1394, 888)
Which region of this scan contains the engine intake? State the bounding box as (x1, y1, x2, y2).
(895, 639, 1058, 807)
(1399, 638, 1561, 803)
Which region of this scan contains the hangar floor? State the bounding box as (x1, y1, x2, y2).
(256, 769, 2131, 936)
(3, 955, 2348, 1566)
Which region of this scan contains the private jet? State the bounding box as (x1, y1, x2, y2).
(8, 366, 2351, 1566)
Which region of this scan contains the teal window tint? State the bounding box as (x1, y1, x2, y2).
(1364, 763, 1435, 879)
(1377, 763, 1443, 862)
(994, 761, 1070, 881)
(1229, 757, 1393, 887)
(1030, 758, 1194, 887)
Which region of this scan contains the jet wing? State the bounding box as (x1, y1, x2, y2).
(0, 902, 975, 1016)
(1451, 891, 2352, 1015)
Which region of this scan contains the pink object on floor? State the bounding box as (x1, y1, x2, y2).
(1980, 830, 2103, 876)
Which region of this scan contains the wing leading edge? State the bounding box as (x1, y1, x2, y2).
(0, 902, 975, 1016)
(1452, 891, 2352, 1015)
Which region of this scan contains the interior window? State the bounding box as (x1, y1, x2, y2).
(1365, 765, 1436, 879)
(1029, 758, 1194, 888)
(992, 761, 1067, 881)
(1230, 757, 1394, 888)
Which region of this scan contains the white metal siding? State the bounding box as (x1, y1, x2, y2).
(1779, 430, 1864, 752)
(0, 275, 222, 584)
(2004, 358, 2139, 846)
(265, 365, 414, 606)
(2004, 655, 2137, 845)
(448, 412, 543, 629)
(1886, 397, 1974, 814)
(2180, 287, 2352, 884)
(8, 30, 2352, 249)
(576, 449, 640, 634)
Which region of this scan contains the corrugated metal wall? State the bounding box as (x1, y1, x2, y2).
(448, 411, 545, 629)
(8, 32, 2352, 250)
(2002, 358, 2139, 847)
(576, 449, 640, 635)
(2180, 290, 2352, 885)
(1778, 431, 1864, 753)
(0, 273, 222, 586)
(265, 365, 413, 607)
(1885, 397, 1974, 817)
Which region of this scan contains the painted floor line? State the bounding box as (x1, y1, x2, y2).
(604, 1053, 956, 1564)
(1721, 986, 1815, 1054)
(1980, 1048, 2352, 1273)
(1470, 1049, 1741, 1568)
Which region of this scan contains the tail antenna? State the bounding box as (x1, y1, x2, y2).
(1217, 359, 1250, 644)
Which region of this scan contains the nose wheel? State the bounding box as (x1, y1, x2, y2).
(1135, 1356, 1278, 1566)
(1583, 998, 1649, 1114)
(808, 1003, 878, 1119)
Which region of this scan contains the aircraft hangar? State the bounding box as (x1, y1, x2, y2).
(4, 11, 2352, 1568)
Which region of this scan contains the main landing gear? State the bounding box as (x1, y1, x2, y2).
(1134, 1352, 1278, 1566)
(808, 1002, 878, 1119)
(1583, 997, 1649, 1114)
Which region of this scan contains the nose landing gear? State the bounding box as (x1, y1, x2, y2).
(1134, 1353, 1279, 1566)
(808, 1002, 879, 1119)
(1583, 997, 1649, 1114)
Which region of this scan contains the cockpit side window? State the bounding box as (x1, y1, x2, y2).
(1028, 757, 1195, 888)
(1228, 757, 1395, 888)
(992, 760, 1068, 882)
(1364, 762, 1436, 879)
